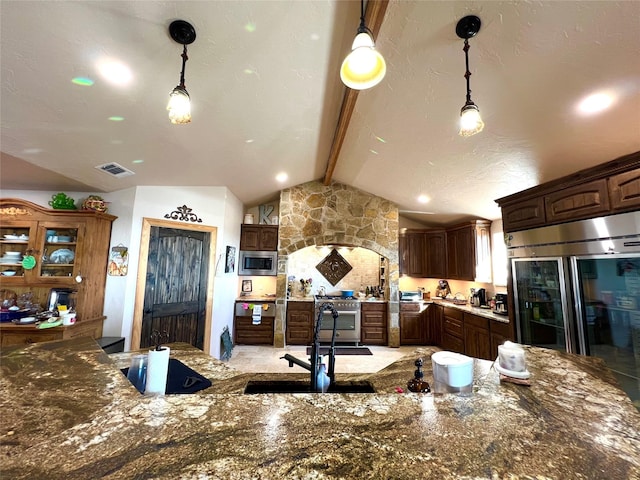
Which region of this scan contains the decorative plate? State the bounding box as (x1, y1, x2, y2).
(49, 248, 75, 264)
(22, 256, 36, 270)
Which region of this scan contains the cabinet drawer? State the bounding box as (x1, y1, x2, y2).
(400, 302, 421, 312)
(443, 307, 463, 321)
(443, 316, 463, 338)
(286, 301, 314, 312)
(361, 302, 386, 312)
(464, 313, 489, 330)
(1, 330, 62, 347)
(442, 332, 464, 353)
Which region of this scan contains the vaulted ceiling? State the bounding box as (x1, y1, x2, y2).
(2, 1, 639, 225)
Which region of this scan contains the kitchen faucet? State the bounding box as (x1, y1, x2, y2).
(280, 302, 338, 392)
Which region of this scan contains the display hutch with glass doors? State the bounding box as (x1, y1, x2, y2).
(0, 198, 116, 347)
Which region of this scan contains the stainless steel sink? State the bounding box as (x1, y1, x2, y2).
(243, 380, 376, 394)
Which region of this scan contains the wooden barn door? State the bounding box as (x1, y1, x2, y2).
(132, 218, 217, 352)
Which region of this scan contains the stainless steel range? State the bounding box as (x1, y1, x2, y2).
(315, 295, 361, 345)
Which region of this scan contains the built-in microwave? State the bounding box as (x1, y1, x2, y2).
(238, 250, 277, 276)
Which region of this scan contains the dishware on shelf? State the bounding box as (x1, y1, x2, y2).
(49, 248, 75, 264)
(1, 271, 16, 276)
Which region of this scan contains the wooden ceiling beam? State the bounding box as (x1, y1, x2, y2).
(323, 0, 389, 186)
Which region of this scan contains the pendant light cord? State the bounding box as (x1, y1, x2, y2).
(179, 44, 188, 89)
(463, 39, 472, 105)
(357, 0, 370, 35)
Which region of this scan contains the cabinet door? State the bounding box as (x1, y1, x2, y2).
(398, 234, 408, 275)
(36, 221, 84, 284)
(0, 220, 37, 282)
(446, 225, 475, 281)
(425, 232, 446, 278)
(240, 226, 261, 250)
(501, 197, 546, 232)
(234, 317, 274, 344)
(259, 226, 279, 251)
(428, 304, 443, 346)
(442, 332, 464, 353)
(545, 179, 610, 224)
(609, 168, 640, 212)
(361, 303, 387, 345)
(464, 324, 491, 360)
(406, 232, 427, 276)
(286, 302, 314, 345)
(400, 311, 423, 345)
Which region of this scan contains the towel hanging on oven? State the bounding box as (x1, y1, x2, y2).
(252, 305, 262, 325)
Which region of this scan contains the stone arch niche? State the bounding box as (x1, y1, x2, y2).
(273, 180, 401, 347)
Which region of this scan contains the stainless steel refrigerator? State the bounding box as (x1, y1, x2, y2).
(506, 211, 640, 407)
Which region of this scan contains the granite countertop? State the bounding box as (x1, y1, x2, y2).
(1, 338, 639, 479)
(403, 298, 511, 323)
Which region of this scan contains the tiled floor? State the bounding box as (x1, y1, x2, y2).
(226, 344, 417, 374)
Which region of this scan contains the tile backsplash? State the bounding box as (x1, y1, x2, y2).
(287, 246, 381, 297)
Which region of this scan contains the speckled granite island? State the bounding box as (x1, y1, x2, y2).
(1, 338, 639, 479)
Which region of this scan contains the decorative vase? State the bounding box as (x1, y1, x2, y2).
(305, 286, 312, 296)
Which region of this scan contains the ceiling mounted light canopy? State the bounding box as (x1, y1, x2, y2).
(456, 15, 484, 137)
(340, 0, 386, 90)
(167, 20, 196, 125)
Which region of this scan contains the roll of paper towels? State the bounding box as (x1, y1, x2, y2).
(144, 347, 170, 395)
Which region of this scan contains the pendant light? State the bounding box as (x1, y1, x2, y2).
(456, 15, 484, 137)
(167, 20, 196, 125)
(340, 0, 386, 90)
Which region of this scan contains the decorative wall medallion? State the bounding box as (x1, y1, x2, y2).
(164, 204, 203, 223)
(316, 248, 352, 286)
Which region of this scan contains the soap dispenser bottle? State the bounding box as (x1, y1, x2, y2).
(317, 362, 330, 393)
(407, 358, 431, 393)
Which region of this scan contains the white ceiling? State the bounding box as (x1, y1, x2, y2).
(2, 1, 639, 225)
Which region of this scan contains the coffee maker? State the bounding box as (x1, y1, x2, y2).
(470, 288, 487, 307)
(494, 293, 508, 315)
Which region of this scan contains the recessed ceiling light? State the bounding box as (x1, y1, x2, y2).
(97, 59, 133, 86)
(71, 77, 94, 86)
(22, 148, 43, 154)
(577, 92, 615, 115)
(244, 22, 256, 33)
(375, 136, 386, 143)
(108, 116, 124, 122)
(275, 172, 288, 182)
(418, 195, 430, 204)
(310, 33, 320, 41)
(245, 139, 255, 143)
(132, 159, 144, 164)
(369, 149, 378, 154)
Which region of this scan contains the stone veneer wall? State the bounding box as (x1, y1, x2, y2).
(273, 180, 401, 348)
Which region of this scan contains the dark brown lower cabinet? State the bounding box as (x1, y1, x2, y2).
(400, 312, 423, 344)
(442, 307, 464, 352)
(463, 313, 491, 360)
(489, 319, 513, 360)
(234, 301, 275, 345)
(286, 301, 314, 345)
(361, 302, 388, 345)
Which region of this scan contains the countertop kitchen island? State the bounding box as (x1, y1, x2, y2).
(1, 338, 639, 479)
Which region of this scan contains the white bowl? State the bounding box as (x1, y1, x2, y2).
(3, 251, 22, 257)
(2, 271, 16, 276)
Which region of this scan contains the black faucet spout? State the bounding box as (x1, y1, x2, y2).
(280, 354, 311, 371)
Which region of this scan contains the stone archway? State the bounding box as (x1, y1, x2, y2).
(273, 181, 401, 347)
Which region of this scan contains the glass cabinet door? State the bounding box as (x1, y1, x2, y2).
(0, 221, 35, 279)
(512, 258, 572, 352)
(36, 222, 84, 281)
